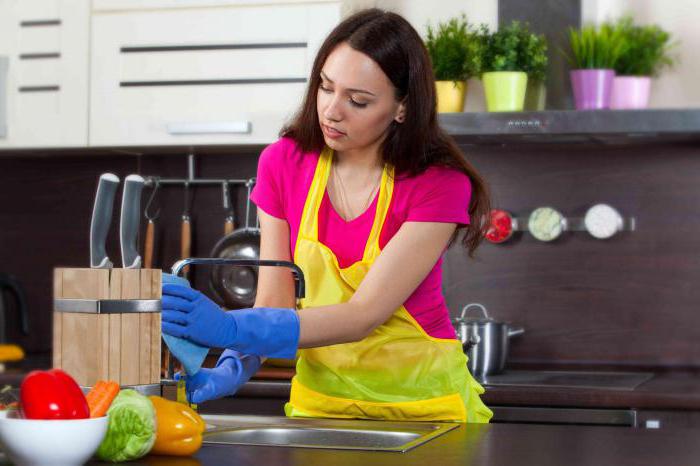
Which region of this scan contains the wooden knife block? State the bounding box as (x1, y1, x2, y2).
(52, 268, 161, 387)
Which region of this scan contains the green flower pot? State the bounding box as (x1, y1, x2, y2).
(524, 79, 546, 111)
(482, 71, 528, 112)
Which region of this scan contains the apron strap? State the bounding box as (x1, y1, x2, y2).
(362, 164, 394, 262)
(298, 147, 333, 242)
(297, 146, 394, 261)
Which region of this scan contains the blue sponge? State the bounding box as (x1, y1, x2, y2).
(161, 273, 209, 376)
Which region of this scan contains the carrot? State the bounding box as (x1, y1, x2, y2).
(85, 380, 120, 418)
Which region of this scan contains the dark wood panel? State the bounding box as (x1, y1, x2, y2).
(2, 140, 700, 370)
(444, 142, 700, 367)
(0, 150, 259, 353)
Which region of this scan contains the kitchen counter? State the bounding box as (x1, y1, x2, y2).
(6, 355, 700, 411)
(485, 370, 700, 410)
(237, 367, 700, 411)
(88, 422, 700, 466)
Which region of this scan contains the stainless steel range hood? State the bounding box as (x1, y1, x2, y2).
(439, 109, 700, 144)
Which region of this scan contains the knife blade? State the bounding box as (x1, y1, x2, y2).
(120, 174, 145, 269)
(90, 173, 120, 269)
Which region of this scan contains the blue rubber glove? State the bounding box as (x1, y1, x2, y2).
(174, 349, 262, 404)
(161, 283, 299, 358)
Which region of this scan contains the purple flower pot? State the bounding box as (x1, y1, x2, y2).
(570, 69, 615, 110)
(611, 76, 651, 109)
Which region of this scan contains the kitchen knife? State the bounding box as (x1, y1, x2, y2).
(120, 174, 145, 269)
(90, 173, 120, 269)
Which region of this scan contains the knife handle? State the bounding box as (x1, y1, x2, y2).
(224, 216, 234, 235)
(144, 219, 155, 269)
(180, 217, 191, 278)
(120, 174, 145, 269)
(90, 173, 120, 269)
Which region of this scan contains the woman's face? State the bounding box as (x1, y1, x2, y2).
(317, 42, 405, 154)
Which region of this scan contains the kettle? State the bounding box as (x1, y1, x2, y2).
(452, 303, 524, 380)
(0, 273, 30, 343)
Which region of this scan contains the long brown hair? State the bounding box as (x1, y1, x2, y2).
(282, 8, 490, 257)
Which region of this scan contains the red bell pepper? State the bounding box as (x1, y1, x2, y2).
(20, 369, 90, 420)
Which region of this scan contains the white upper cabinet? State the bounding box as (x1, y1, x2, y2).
(89, 2, 341, 146)
(0, 0, 89, 148)
(92, 0, 340, 10)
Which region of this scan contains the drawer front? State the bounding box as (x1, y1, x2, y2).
(89, 3, 340, 146)
(0, 0, 89, 148)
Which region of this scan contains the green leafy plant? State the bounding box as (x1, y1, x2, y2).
(426, 15, 481, 81)
(479, 21, 548, 79)
(614, 16, 675, 76)
(566, 22, 627, 69)
(519, 27, 548, 82)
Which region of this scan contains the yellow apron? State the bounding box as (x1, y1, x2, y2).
(285, 147, 492, 423)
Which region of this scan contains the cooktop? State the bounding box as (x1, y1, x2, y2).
(479, 370, 654, 391)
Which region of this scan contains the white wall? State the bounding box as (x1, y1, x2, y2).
(342, 0, 497, 29)
(583, 0, 699, 108)
(341, 0, 497, 110)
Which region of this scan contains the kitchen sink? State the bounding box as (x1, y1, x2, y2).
(201, 414, 459, 452)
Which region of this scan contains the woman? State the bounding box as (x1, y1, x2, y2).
(162, 8, 492, 423)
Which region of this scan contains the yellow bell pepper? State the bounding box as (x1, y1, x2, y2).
(0, 344, 24, 362)
(148, 396, 206, 456)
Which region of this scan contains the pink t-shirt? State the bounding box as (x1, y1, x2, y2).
(250, 137, 471, 339)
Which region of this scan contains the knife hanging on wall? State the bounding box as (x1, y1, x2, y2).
(120, 174, 145, 269)
(90, 173, 120, 269)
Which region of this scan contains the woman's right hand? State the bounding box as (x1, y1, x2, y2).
(177, 349, 262, 404)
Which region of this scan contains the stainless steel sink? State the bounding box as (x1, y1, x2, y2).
(201, 414, 459, 452)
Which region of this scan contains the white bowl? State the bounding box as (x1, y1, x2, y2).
(0, 410, 108, 466)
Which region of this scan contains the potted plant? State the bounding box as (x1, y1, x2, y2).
(521, 30, 548, 111)
(566, 22, 626, 110)
(611, 16, 675, 109)
(426, 15, 481, 113)
(479, 21, 543, 112)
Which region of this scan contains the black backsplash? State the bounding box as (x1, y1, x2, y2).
(2, 141, 699, 370)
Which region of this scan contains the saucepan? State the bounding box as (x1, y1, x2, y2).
(452, 303, 524, 379)
(209, 178, 260, 309)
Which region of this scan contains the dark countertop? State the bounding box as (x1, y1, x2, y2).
(8, 354, 700, 410)
(238, 367, 700, 411)
(484, 370, 700, 410)
(87, 422, 700, 466)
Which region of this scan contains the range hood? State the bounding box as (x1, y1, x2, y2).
(439, 109, 700, 144)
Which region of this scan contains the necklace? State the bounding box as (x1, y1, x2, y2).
(332, 159, 381, 221)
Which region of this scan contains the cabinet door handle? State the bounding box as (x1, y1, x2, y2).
(166, 121, 252, 135)
(0, 56, 8, 138)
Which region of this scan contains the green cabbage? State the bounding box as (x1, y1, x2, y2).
(96, 389, 156, 462)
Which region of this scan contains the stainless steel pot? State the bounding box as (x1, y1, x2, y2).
(452, 303, 524, 379)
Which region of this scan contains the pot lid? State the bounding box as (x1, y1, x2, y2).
(456, 303, 498, 324)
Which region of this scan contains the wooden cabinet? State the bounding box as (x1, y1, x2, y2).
(89, 2, 341, 146)
(0, 0, 89, 148)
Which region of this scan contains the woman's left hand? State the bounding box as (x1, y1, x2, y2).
(161, 284, 238, 348)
